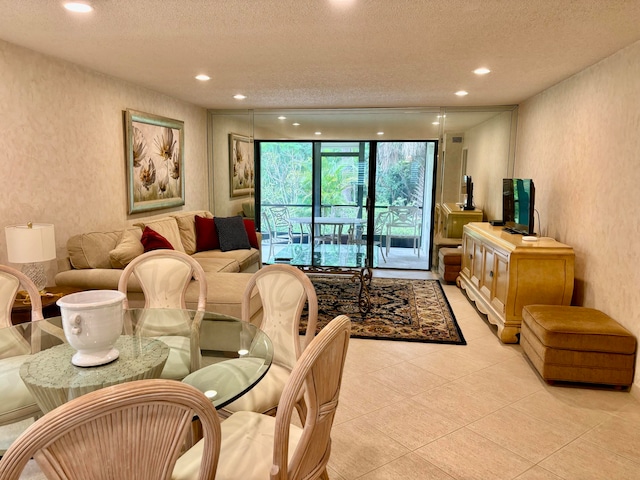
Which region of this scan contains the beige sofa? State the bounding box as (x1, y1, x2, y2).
(54, 210, 263, 326)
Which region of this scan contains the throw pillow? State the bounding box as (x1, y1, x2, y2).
(194, 215, 220, 251)
(171, 210, 213, 255)
(243, 219, 260, 249)
(141, 226, 175, 252)
(215, 216, 251, 252)
(109, 228, 144, 268)
(133, 217, 185, 253)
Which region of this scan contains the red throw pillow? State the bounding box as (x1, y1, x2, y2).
(140, 226, 174, 252)
(195, 215, 220, 251)
(243, 219, 260, 249)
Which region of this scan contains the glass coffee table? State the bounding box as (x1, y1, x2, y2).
(266, 243, 377, 313)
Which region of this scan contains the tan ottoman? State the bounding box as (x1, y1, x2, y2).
(438, 247, 462, 284)
(521, 305, 637, 387)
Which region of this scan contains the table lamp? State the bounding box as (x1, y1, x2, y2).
(5, 222, 56, 292)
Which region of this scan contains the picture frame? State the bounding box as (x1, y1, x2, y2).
(124, 109, 185, 213)
(229, 133, 254, 197)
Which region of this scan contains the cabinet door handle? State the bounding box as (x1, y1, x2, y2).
(469, 254, 473, 259)
(489, 270, 494, 278)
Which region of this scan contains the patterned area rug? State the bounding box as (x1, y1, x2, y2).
(302, 277, 466, 345)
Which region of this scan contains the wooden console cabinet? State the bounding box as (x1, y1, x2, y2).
(459, 223, 574, 343)
(441, 203, 483, 238)
(433, 203, 483, 269)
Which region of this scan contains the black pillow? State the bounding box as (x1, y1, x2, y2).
(214, 216, 252, 251)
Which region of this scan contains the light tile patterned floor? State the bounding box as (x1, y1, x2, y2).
(325, 270, 640, 479)
(7, 269, 640, 479)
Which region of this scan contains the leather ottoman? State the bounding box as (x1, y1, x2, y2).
(438, 247, 462, 284)
(521, 305, 637, 387)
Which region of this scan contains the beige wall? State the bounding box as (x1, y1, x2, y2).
(209, 112, 254, 217)
(0, 40, 209, 283)
(464, 111, 515, 221)
(516, 40, 640, 386)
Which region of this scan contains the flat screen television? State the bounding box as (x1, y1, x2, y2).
(463, 175, 474, 210)
(502, 178, 535, 235)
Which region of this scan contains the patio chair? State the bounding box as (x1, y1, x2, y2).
(351, 210, 389, 262)
(172, 315, 351, 480)
(385, 206, 422, 258)
(0, 379, 221, 480)
(262, 211, 293, 258)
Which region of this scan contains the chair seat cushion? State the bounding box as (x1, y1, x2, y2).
(0, 355, 41, 424)
(221, 363, 292, 414)
(172, 411, 302, 480)
(156, 336, 191, 380)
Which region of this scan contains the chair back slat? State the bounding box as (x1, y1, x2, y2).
(0, 379, 221, 480)
(271, 315, 351, 480)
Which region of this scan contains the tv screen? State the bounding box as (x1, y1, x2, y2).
(463, 175, 474, 210)
(502, 178, 535, 235)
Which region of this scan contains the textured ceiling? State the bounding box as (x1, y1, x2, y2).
(1, 0, 639, 111)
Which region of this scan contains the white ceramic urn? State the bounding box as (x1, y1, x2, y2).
(57, 290, 126, 367)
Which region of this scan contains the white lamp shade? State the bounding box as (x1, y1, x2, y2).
(5, 223, 56, 263)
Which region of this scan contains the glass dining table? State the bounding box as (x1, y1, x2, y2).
(13, 309, 273, 414)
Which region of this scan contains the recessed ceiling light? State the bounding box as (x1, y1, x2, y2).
(474, 67, 491, 75)
(64, 2, 93, 13)
(233, 94, 246, 100)
(455, 90, 469, 96)
(278, 116, 286, 120)
(315, 131, 322, 135)
(195, 74, 210, 81)
(432, 121, 440, 125)
(377, 131, 384, 136)
(292, 122, 300, 126)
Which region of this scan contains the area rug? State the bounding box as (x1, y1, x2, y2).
(302, 277, 466, 345)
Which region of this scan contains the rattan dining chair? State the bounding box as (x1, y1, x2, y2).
(0, 379, 221, 480)
(220, 263, 318, 418)
(0, 265, 46, 449)
(118, 249, 208, 380)
(172, 314, 351, 480)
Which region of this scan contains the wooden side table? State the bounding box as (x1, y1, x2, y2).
(11, 286, 84, 325)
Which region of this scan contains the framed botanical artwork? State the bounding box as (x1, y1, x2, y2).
(229, 133, 254, 197)
(124, 109, 185, 213)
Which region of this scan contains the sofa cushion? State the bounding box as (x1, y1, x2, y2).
(171, 210, 213, 255)
(55, 268, 140, 291)
(109, 228, 143, 268)
(67, 230, 121, 269)
(187, 272, 262, 320)
(242, 201, 255, 219)
(193, 249, 260, 273)
(134, 217, 185, 252)
(195, 215, 220, 251)
(141, 226, 175, 252)
(215, 216, 251, 252)
(243, 219, 260, 249)
(193, 257, 240, 273)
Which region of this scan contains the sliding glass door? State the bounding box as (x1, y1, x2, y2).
(372, 142, 435, 270)
(257, 140, 435, 270)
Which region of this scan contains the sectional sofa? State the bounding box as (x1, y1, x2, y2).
(54, 210, 263, 327)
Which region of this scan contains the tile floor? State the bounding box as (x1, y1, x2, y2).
(7, 269, 640, 479)
(325, 269, 640, 479)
